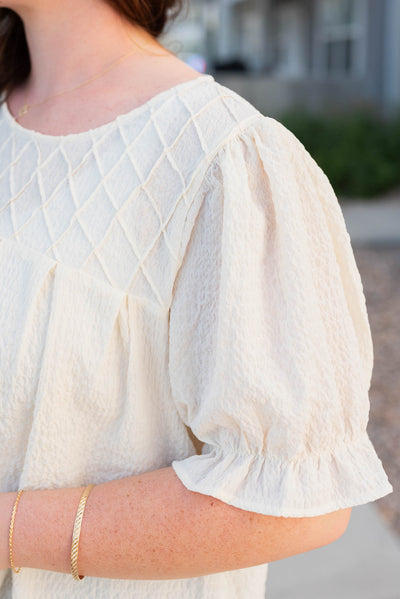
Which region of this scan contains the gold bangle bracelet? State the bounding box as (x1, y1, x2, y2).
(9, 489, 24, 574)
(70, 484, 95, 581)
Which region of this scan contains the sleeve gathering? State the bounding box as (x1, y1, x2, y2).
(167, 115, 393, 518)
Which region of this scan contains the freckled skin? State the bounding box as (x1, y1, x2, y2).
(1, 468, 351, 577)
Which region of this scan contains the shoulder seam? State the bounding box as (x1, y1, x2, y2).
(183, 111, 265, 206)
(171, 112, 266, 303)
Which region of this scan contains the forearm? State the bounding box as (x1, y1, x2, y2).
(2, 466, 346, 580)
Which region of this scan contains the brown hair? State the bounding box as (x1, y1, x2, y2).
(0, 0, 186, 98)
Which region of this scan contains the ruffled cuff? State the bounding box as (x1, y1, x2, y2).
(171, 433, 393, 517)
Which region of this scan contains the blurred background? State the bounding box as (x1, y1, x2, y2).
(159, 1, 400, 597)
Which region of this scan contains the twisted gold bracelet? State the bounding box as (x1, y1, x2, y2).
(70, 484, 95, 581)
(9, 489, 24, 574)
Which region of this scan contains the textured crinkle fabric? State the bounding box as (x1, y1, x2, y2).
(0, 73, 393, 598)
(169, 115, 393, 517)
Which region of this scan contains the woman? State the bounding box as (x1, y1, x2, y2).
(0, 1, 393, 597)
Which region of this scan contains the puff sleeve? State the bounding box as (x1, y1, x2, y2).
(167, 115, 393, 518)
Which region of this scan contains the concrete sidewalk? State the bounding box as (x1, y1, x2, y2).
(340, 196, 400, 246)
(265, 197, 400, 598)
(266, 503, 400, 599)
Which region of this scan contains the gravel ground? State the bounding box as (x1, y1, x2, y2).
(353, 244, 400, 536)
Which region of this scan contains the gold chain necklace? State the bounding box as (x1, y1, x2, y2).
(17, 33, 155, 119)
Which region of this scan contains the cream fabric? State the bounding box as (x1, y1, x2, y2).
(0, 73, 393, 598)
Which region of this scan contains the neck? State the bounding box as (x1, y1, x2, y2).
(14, 0, 164, 102)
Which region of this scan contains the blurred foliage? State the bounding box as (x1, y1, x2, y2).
(278, 108, 400, 200)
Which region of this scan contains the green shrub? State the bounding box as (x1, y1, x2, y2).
(278, 108, 400, 200)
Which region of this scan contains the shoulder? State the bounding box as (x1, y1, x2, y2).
(173, 76, 316, 174)
(131, 75, 268, 175)
(176, 75, 277, 160)
(163, 75, 316, 189)
(117, 73, 310, 190)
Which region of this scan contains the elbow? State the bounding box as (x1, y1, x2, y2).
(312, 507, 353, 550)
(332, 506, 353, 538)
(240, 507, 354, 566)
(270, 507, 353, 562)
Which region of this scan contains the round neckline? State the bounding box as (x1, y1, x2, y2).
(1, 73, 214, 142)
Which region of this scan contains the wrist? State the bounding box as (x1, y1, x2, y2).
(1, 492, 19, 570)
(12, 486, 86, 574)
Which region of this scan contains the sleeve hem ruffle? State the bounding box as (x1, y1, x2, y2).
(171, 432, 393, 517)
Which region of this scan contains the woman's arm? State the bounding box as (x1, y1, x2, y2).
(1, 466, 351, 580)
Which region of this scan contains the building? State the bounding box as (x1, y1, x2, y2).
(161, 0, 400, 118)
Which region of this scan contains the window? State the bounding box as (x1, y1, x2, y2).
(275, 1, 307, 78)
(313, 0, 367, 79)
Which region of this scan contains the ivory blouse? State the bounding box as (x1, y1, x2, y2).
(0, 73, 393, 598)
